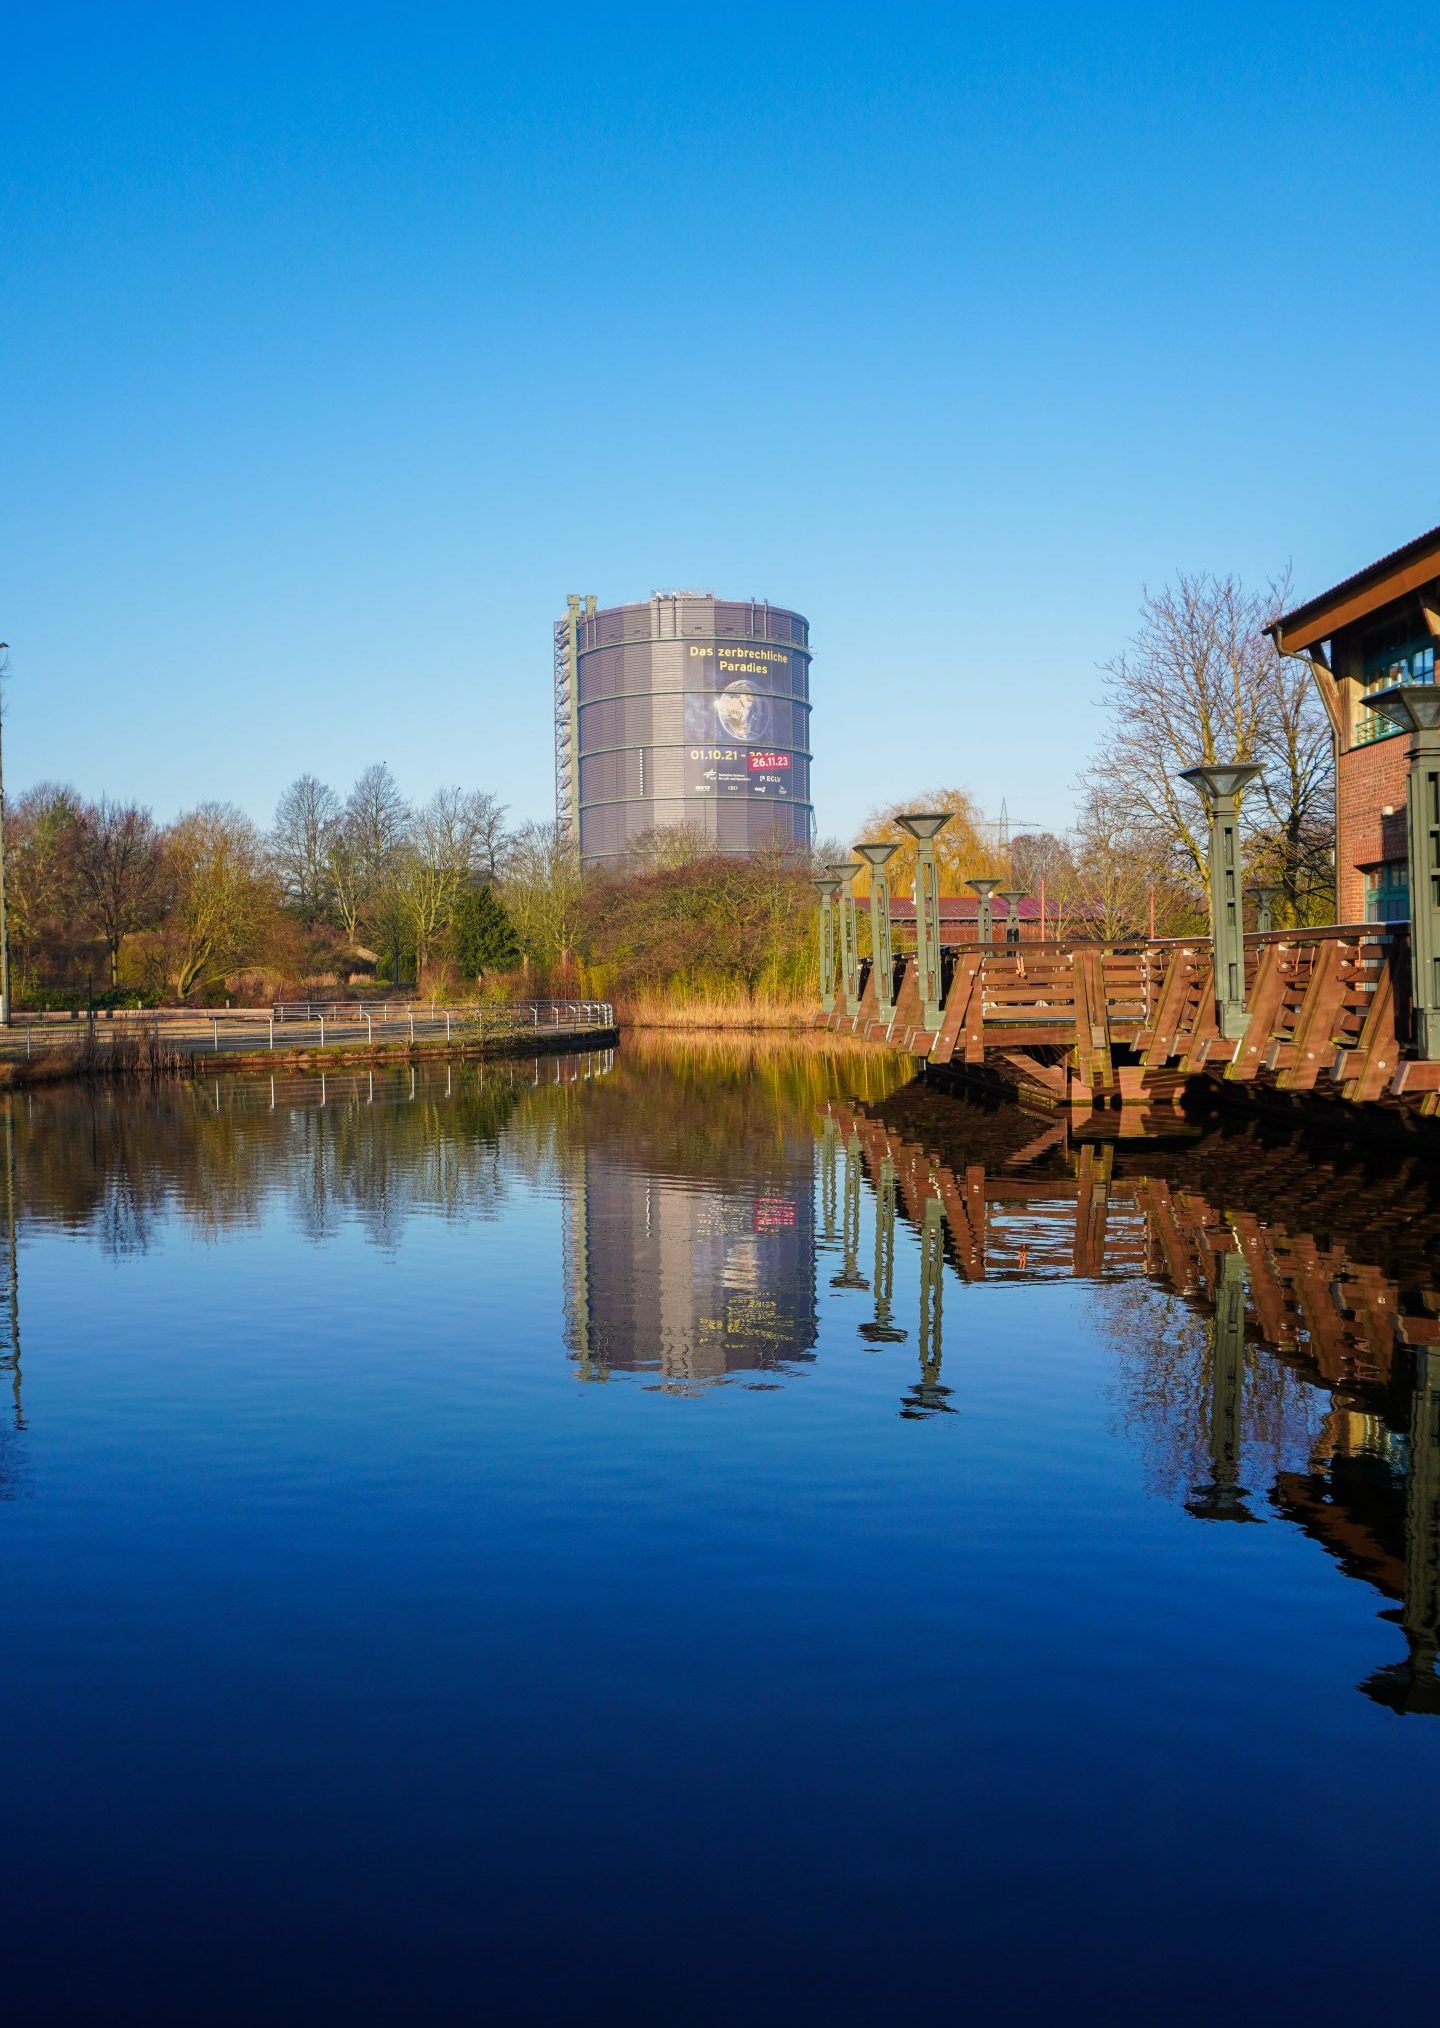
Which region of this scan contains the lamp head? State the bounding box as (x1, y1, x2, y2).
(813, 876, 842, 899)
(853, 841, 900, 868)
(825, 861, 863, 886)
(894, 811, 953, 842)
(1365, 682, 1440, 737)
(967, 878, 1000, 899)
(1178, 762, 1264, 804)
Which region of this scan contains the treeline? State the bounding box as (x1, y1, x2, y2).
(855, 568, 1335, 940)
(8, 768, 820, 1010)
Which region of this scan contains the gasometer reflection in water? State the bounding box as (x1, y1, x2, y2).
(558, 1052, 907, 1387)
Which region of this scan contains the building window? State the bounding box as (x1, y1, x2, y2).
(1364, 861, 1409, 922)
(1357, 632, 1436, 744)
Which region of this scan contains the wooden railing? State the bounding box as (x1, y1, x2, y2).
(822, 924, 1440, 1122)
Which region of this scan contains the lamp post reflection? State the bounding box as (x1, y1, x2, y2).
(859, 1157, 907, 1347)
(1186, 1240, 1259, 1523)
(831, 1132, 870, 1291)
(1362, 1347, 1440, 1715)
(903, 1194, 954, 1418)
(820, 1114, 839, 1250)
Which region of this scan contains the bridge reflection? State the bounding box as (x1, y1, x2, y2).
(822, 1087, 1440, 1712)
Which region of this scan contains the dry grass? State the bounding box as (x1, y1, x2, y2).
(616, 985, 816, 1032)
(0, 1023, 189, 1088)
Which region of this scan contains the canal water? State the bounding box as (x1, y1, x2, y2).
(3, 1039, 1438, 2024)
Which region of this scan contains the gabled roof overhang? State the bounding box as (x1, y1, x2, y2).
(1269, 523, 1440, 656)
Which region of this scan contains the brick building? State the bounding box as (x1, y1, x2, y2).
(1271, 525, 1440, 923)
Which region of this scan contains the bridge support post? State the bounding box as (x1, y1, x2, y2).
(1366, 685, 1440, 1060)
(815, 877, 840, 1015)
(1180, 763, 1263, 1041)
(967, 877, 999, 945)
(827, 862, 864, 1017)
(897, 814, 951, 1032)
(855, 841, 900, 1024)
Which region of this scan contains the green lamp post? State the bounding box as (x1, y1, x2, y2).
(896, 814, 952, 1032)
(967, 877, 999, 945)
(814, 876, 841, 1016)
(999, 887, 1027, 946)
(1179, 763, 1263, 1041)
(826, 861, 865, 1017)
(1365, 683, 1440, 1060)
(854, 840, 900, 1023)
(1247, 884, 1282, 935)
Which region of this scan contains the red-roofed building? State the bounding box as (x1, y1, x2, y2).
(889, 894, 1047, 942)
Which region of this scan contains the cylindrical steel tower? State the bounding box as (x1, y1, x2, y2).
(555, 592, 813, 866)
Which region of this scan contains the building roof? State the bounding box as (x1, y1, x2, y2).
(1271, 522, 1440, 654)
(890, 895, 1042, 920)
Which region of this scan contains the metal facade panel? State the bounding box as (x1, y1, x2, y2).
(569, 596, 814, 866)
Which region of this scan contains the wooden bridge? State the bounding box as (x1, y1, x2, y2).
(820, 922, 1440, 1130)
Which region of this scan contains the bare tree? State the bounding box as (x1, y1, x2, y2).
(70, 799, 165, 985)
(1083, 571, 1334, 922)
(324, 820, 367, 947)
(1070, 783, 1176, 939)
(501, 820, 590, 972)
(326, 764, 410, 951)
(346, 764, 410, 894)
(6, 783, 82, 979)
(162, 803, 273, 999)
(1249, 588, 1336, 925)
(619, 822, 711, 875)
(392, 787, 495, 979)
(468, 789, 513, 882)
(270, 775, 340, 924)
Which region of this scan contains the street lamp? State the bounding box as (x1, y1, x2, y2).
(999, 887, 1027, 946)
(1179, 763, 1263, 1040)
(967, 877, 999, 944)
(1246, 884, 1282, 935)
(854, 840, 900, 1023)
(826, 861, 865, 1017)
(1365, 683, 1440, 1059)
(814, 876, 841, 1016)
(895, 813, 952, 1032)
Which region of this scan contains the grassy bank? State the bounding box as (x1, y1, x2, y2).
(615, 986, 816, 1031)
(0, 1027, 189, 1089)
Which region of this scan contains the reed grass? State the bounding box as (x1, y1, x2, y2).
(0, 1023, 189, 1088)
(615, 983, 817, 1031)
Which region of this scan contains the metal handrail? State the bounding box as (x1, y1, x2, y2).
(0, 998, 616, 1063)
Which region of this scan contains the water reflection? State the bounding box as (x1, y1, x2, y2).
(8, 1042, 1440, 1710)
(559, 1044, 903, 1388)
(827, 1081, 1440, 1710)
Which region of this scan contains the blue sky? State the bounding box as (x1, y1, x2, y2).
(4, 1, 1438, 846)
